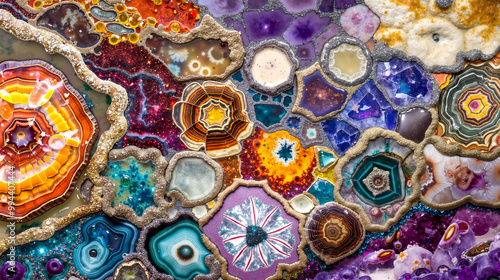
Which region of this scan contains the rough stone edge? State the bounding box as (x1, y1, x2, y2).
(0, 9, 128, 254)
(305, 201, 366, 265)
(291, 61, 361, 122)
(137, 15, 245, 82)
(102, 146, 173, 228)
(243, 39, 299, 96)
(333, 127, 422, 232)
(164, 151, 224, 208)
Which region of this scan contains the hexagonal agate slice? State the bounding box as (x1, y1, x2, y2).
(0, 60, 98, 222)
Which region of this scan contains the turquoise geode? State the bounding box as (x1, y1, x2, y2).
(73, 215, 139, 280)
(352, 153, 404, 206)
(149, 219, 211, 280)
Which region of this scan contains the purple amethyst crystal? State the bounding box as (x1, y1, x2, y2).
(315, 24, 340, 52)
(283, 12, 331, 45)
(376, 58, 433, 107)
(297, 42, 316, 60)
(233, 20, 249, 45)
(243, 10, 293, 41)
(248, 0, 267, 9)
(336, 0, 356, 9)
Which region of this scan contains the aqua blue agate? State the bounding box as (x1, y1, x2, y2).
(149, 220, 211, 280)
(74, 215, 139, 280)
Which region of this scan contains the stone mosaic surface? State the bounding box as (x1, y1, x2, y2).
(1, 0, 500, 280)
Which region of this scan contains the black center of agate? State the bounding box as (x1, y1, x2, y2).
(246, 225, 267, 246)
(89, 249, 98, 258)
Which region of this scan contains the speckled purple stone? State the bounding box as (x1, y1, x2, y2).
(297, 42, 316, 59)
(281, 0, 317, 13)
(243, 10, 293, 41)
(340, 5, 380, 42)
(197, 0, 244, 17)
(45, 258, 64, 276)
(283, 12, 331, 45)
(0, 261, 27, 280)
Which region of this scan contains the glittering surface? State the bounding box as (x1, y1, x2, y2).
(0, 60, 98, 222)
(4, 1, 500, 279)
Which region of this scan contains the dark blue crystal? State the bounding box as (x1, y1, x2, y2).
(246, 225, 268, 246)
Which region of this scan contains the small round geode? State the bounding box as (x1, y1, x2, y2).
(320, 36, 372, 86)
(244, 40, 298, 96)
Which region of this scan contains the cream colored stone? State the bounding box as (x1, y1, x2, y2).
(465, 25, 500, 55)
(290, 194, 314, 214)
(446, 0, 478, 29)
(192, 205, 208, 218)
(365, 0, 418, 29)
(328, 43, 368, 83)
(250, 46, 293, 89)
(407, 17, 464, 67)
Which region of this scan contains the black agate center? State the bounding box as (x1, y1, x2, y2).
(246, 225, 268, 246)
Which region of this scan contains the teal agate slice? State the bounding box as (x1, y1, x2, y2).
(149, 220, 211, 280)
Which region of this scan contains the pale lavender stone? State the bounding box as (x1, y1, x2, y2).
(198, 0, 244, 17)
(243, 10, 293, 41)
(340, 4, 380, 42)
(336, 0, 356, 9)
(248, 0, 268, 9)
(315, 24, 340, 52)
(224, 17, 234, 27)
(283, 12, 331, 45)
(281, 0, 317, 13)
(233, 20, 249, 45)
(297, 42, 316, 59)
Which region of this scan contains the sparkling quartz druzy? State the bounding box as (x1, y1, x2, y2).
(149, 219, 211, 280)
(376, 58, 433, 107)
(0, 60, 98, 222)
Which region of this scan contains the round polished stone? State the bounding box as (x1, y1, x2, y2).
(177, 245, 194, 261)
(396, 108, 432, 143)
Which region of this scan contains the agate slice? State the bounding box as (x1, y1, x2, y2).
(0, 60, 98, 222)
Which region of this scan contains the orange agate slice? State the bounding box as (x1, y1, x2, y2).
(0, 60, 98, 222)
